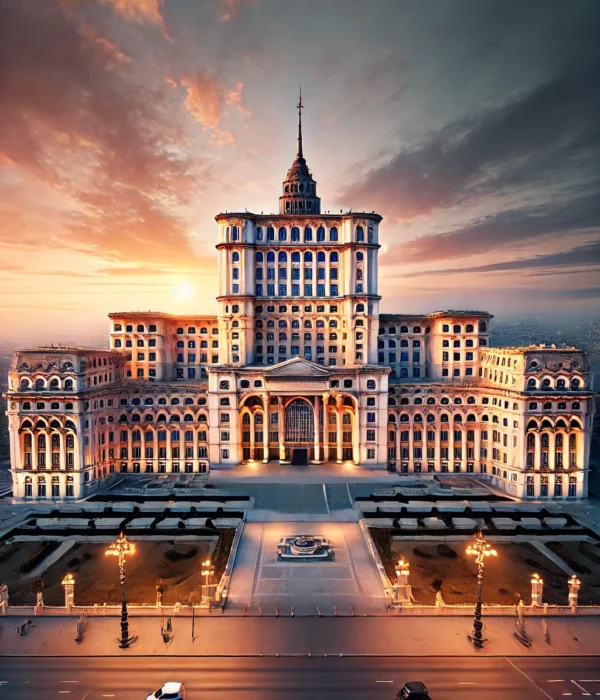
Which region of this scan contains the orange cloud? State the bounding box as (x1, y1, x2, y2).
(179, 73, 250, 145)
(98, 0, 164, 25)
(218, 0, 254, 22)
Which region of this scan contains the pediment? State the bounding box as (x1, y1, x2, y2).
(264, 357, 330, 378)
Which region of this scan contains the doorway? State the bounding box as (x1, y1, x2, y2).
(291, 448, 309, 466)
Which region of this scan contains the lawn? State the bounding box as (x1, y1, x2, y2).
(370, 529, 600, 606)
(0, 531, 235, 606)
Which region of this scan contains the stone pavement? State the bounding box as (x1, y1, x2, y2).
(226, 521, 386, 615)
(1, 614, 599, 657)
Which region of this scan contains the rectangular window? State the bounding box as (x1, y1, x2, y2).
(304, 284, 313, 296)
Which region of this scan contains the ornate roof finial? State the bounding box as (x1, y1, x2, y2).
(296, 85, 303, 159)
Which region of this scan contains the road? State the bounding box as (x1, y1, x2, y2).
(0, 656, 599, 699)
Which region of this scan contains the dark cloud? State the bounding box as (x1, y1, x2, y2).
(394, 240, 600, 278)
(383, 194, 600, 266)
(341, 4, 600, 221)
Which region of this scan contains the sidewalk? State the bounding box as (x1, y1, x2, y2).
(1, 615, 599, 657)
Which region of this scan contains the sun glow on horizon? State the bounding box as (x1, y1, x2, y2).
(171, 280, 196, 303)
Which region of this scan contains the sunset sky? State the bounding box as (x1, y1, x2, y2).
(1, 0, 599, 343)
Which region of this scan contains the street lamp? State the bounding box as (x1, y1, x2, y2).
(466, 529, 497, 649)
(395, 557, 409, 582)
(202, 559, 215, 587)
(105, 530, 137, 648)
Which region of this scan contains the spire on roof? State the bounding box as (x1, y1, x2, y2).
(297, 85, 303, 159)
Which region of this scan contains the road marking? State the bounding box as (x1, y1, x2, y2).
(459, 682, 476, 684)
(504, 658, 553, 700)
(60, 681, 79, 684)
(322, 484, 330, 514)
(375, 680, 394, 683)
(572, 680, 591, 695)
(548, 680, 565, 683)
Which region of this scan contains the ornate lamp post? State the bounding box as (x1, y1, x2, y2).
(105, 531, 137, 648)
(466, 529, 497, 649)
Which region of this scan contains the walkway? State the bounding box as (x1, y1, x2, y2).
(226, 521, 387, 615)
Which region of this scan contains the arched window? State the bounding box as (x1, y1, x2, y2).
(304, 227, 313, 242)
(356, 303, 365, 313)
(414, 397, 422, 405)
(50, 378, 59, 389)
(427, 414, 435, 423)
(231, 225, 239, 241)
(256, 226, 263, 241)
(35, 379, 45, 390)
(278, 251, 287, 263)
(556, 378, 566, 389)
(454, 397, 462, 404)
(400, 339, 408, 347)
(440, 397, 449, 405)
(400, 413, 409, 423)
(367, 380, 376, 390)
(542, 378, 551, 389)
(356, 226, 364, 242)
(356, 251, 364, 262)
(278, 227, 287, 241)
(330, 227, 338, 241)
(232, 251, 240, 262)
(279, 319, 287, 328)
(317, 226, 325, 242)
(571, 378, 581, 389)
(317, 251, 326, 262)
(400, 368, 408, 378)
(267, 226, 275, 241)
(330, 251, 338, 263)
(453, 325, 461, 333)
(466, 324, 474, 333)
(414, 414, 423, 423)
(426, 397, 436, 405)
(388, 413, 396, 423)
(527, 378, 537, 389)
(572, 401, 580, 410)
(467, 414, 476, 422)
(453, 414, 462, 422)
(291, 226, 300, 241)
(440, 413, 449, 422)
(467, 396, 476, 404)
(291, 251, 301, 263)
(267, 251, 275, 263)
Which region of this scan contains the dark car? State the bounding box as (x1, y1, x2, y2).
(396, 681, 430, 699)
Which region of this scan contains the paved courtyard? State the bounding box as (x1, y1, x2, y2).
(226, 521, 386, 615)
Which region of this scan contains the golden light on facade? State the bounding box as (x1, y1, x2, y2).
(61, 572, 75, 587)
(531, 572, 543, 585)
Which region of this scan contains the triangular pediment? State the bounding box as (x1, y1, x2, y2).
(264, 357, 330, 378)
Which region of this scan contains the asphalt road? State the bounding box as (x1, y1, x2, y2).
(0, 656, 599, 699)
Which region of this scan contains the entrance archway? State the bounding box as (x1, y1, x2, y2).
(285, 399, 314, 443)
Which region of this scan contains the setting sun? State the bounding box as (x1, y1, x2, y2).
(171, 280, 196, 303)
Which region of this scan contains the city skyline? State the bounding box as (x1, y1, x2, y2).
(1, 0, 600, 343)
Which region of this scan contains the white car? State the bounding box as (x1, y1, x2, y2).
(147, 682, 187, 700)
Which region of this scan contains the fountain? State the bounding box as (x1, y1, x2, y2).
(277, 534, 334, 561)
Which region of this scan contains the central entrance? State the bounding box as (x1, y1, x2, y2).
(285, 398, 314, 443)
(291, 448, 309, 466)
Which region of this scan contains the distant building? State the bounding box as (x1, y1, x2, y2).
(3, 97, 595, 501)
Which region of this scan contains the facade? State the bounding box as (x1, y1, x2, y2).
(4, 99, 595, 502)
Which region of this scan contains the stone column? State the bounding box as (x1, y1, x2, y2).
(434, 421, 441, 472)
(534, 432, 541, 470)
(461, 427, 467, 472)
(166, 429, 172, 472)
(448, 425, 454, 472)
(140, 429, 145, 471)
(336, 397, 343, 463)
(312, 395, 320, 463)
(408, 419, 414, 473)
(249, 412, 256, 461)
(127, 429, 133, 472)
(32, 433, 38, 471)
(549, 433, 555, 471)
(474, 425, 482, 472)
(192, 428, 199, 472)
(531, 573, 544, 606)
(352, 407, 360, 464)
(262, 393, 269, 463)
(154, 429, 159, 472)
(59, 432, 66, 471)
(278, 397, 285, 462)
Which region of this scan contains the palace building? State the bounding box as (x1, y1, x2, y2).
(4, 97, 595, 502)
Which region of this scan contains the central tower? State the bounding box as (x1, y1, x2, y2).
(279, 88, 321, 215)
